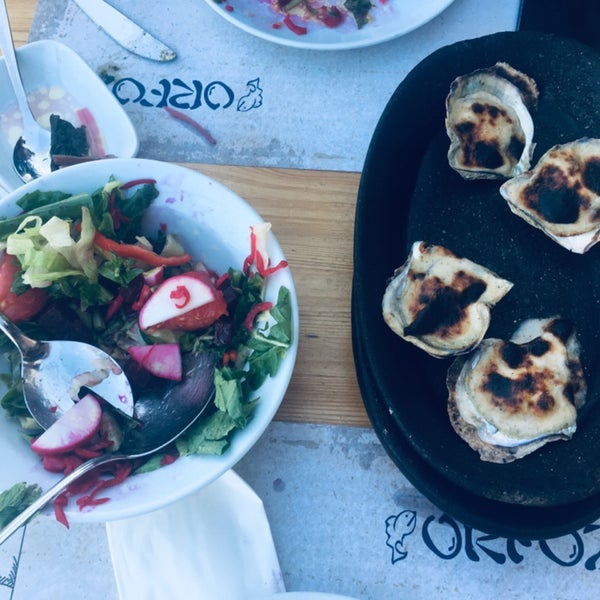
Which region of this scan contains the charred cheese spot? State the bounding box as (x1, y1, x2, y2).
(507, 136, 526, 162)
(482, 368, 557, 416)
(493, 62, 539, 111)
(500, 139, 600, 253)
(404, 272, 487, 338)
(445, 63, 537, 180)
(546, 317, 574, 344)
(448, 316, 586, 462)
(583, 157, 600, 196)
(527, 338, 552, 356)
(453, 101, 522, 171)
(499, 341, 527, 368)
(523, 164, 582, 224)
(382, 242, 513, 358)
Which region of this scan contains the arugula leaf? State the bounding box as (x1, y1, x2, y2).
(175, 399, 257, 457)
(0, 384, 27, 418)
(0, 482, 42, 528)
(214, 369, 248, 427)
(98, 255, 143, 287)
(173, 282, 292, 456)
(229, 270, 265, 344)
(246, 286, 292, 390)
(344, 0, 373, 28)
(113, 183, 160, 243)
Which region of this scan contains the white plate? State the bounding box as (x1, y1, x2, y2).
(203, 0, 456, 50)
(0, 40, 138, 193)
(268, 594, 359, 599)
(0, 158, 298, 522)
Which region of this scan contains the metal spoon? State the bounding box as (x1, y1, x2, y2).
(0, 352, 216, 544)
(0, 312, 134, 430)
(0, 1, 51, 182)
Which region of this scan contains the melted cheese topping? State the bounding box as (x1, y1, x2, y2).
(382, 242, 513, 357)
(445, 63, 537, 180)
(500, 138, 600, 253)
(454, 317, 585, 447)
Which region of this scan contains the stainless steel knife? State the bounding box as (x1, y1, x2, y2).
(72, 0, 176, 62)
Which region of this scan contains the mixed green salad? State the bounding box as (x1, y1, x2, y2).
(0, 177, 293, 527)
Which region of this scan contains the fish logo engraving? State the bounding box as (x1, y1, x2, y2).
(237, 78, 263, 112)
(385, 510, 417, 563)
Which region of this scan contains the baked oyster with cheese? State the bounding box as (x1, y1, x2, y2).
(382, 242, 513, 358)
(500, 138, 600, 254)
(447, 317, 587, 463)
(445, 62, 538, 180)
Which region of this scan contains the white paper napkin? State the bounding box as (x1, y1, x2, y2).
(106, 470, 285, 600)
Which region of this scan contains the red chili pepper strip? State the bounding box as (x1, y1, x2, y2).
(164, 106, 217, 146)
(216, 272, 230, 288)
(261, 259, 289, 277)
(243, 227, 288, 278)
(243, 227, 259, 275)
(283, 14, 308, 35)
(132, 284, 152, 311)
(108, 188, 131, 230)
(73, 446, 104, 459)
(94, 231, 192, 267)
(105, 291, 125, 321)
(54, 492, 70, 528)
(119, 178, 157, 190)
(244, 301, 273, 331)
(160, 453, 178, 466)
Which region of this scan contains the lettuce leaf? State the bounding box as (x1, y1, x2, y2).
(0, 482, 42, 528)
(5, 207, 98, 289)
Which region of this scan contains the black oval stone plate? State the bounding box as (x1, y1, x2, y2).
(352, 305, 600, 539)
(353, 31, 600, 510)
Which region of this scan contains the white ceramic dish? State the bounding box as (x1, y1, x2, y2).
(0, 40, 138, 193)
(0, 157, 298, 522)
(268, 594, 359, 599)
(203, 0, 455, 50)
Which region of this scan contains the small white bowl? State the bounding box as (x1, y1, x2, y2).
(0, 39, 138, 193)
(0, 158, 298, 522)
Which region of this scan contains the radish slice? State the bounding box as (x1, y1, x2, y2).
(143, 266, 164, 287)
(31, 394, 102, 456)
(128, 344, 182, 381)
(138, 271, 226, 331)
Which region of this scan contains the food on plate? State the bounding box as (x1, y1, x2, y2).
(382, 241, 513, 358)
(445, 62, 538, 180)
(2, 84, 107, 173)
(0, 178, 293, 524)
(499, 138, 600, 254)
(49, 114, 90, 170)
(14, 110, 106, 179)
(447, 317, 587, 463)
(30, 394, 102, 456)
(265, 0, 375, 34)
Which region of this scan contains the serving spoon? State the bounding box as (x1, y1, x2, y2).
(0, 312, 134, 429)
(0, 1, 51, 182)
(0, 352, 216, 544)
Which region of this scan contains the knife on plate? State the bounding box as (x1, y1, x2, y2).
(72, 0, 176, 62)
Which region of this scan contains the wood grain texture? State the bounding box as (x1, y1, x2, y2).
(6, 0, 35, 47)
(184, 165, 369, 427)
(3, 1, 372, 427)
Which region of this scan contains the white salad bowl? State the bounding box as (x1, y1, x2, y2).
(0, 39, 138, 193)
(0, 157, 298, 522)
